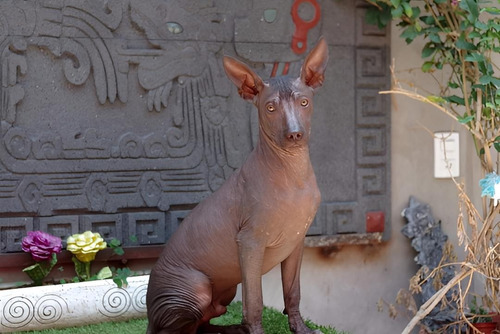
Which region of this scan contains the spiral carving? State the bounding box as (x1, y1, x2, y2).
(99, 288, 131, 317)
(131, 284, 148, 313)
(4, 128, 31, 160)
(119, 133, 143, 158)
(2, 297, 34, 328)
(34, 295, 67, 324)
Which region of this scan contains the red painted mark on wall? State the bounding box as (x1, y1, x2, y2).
(271, 62, 290, 77)
(366, 211, 385, 233)
(291, 0, 321, 54)
(271, 0, 321, 77)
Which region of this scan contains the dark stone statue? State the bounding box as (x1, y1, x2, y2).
(402, 196, 460, 332)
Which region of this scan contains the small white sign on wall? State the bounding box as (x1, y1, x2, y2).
(434, 132, 460, 178)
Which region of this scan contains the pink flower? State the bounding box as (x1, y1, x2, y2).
(22, 231, 62, 262)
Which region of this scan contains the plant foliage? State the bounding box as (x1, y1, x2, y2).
(365, 1, 499, 333)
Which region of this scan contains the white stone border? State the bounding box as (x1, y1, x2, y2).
(0, 275, 149, 332)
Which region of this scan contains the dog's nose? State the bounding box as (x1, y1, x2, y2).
(286, 131, 303, 142)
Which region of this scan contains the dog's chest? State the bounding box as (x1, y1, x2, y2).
(250, 181, 320, 262)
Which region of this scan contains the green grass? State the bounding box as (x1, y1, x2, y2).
(211, 302, 344, 334)
(19, 318, 149, 334)
(19, 302, 345, 334)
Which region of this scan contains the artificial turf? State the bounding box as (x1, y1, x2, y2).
(19, 302, 345, 334)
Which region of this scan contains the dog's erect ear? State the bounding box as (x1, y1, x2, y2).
(223, 56, 265, 101)
(300, 37, 329, 90)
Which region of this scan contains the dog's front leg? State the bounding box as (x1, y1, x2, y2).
(281, 242, 316, 334)
(237, 228, 266, 334)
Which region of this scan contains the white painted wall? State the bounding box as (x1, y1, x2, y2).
(235, 21, 479, 334)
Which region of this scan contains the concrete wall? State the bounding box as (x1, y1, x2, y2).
(244, 21, 477, 334)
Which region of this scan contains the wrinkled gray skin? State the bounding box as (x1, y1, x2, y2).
(146, 39, 329, 334)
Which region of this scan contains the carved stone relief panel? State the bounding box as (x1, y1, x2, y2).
(0, 0, 390, 253)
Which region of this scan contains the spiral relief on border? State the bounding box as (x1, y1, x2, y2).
(131, 284, 148, 313)
(2, 297, 34, 328)
(99, 288, 131, 317)
(34, 295, 67, 324)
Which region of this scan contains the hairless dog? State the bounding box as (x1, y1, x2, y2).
(146, 38, 329, 334)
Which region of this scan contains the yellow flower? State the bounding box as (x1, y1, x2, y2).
(66, 231, 107, 262)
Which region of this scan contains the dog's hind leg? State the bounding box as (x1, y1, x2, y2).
(147, 269, 213, 334)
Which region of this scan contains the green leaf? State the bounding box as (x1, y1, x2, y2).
(429, 33, 441, 43)
(412, 6, 421, 18)
(109, 238, 125, 256)
(458, 115, 474, 124)
(494, 136, 500, 152)
(483, 7, 500, 15)
(113, 246, 125, 256)
(96, 266, 113, 280)
(422, 61, 434, 72)
(391, 6, 404, 19)
(474, 21, 488, 30)
(420, 15, 435, 25)
(471, 83, 486, 91)
(480, 75, 500, 87)
(72, 256, 91, 280)
(400, 26, 418, 43)
(468, 31, 481, 39)
(22, 263, 46, 286)
(414, 21, 422, 32)
(445, 95, 466, 105)
(422, 43, 436, 58)
(113, 277, 124, 288)
(390, 0, 401, 7)
(379, 6, 393, 27)
(464, 53, 485, 62)
(109, 238, 121, 247)
(427, 95, 446, 104)
(365, 6, 380, 26)
(49, 252, 58, 267)
(112, 267, 132, 288)
(448, 82, 459, 89)
(480, 75, 493, 84)
(401, 2, 413, 17)
(456, 35, 477, 50)
(460, 0, 479, 22)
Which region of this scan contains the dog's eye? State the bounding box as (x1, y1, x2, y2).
(266, 104, 275, 112)
(300, 99, 309, 107)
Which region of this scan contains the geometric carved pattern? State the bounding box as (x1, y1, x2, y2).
(356, 48, 387, 84)
(357, 127, 387, 165)
(353, 5, 390, 236)
(0, 218, 34, 252)
(166, 210, 191, 240)
(0, 0, 391, 250)
(356, 89, 387, 125)
(326, 202, 357, 234)
(39, 216, 79, 247)
(80, 215, 123, 243)
(126, 212, 166, 246)
(0, 212, 177, 252)
(333, 209, 355, 234)
(358, 167, 386, 196)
